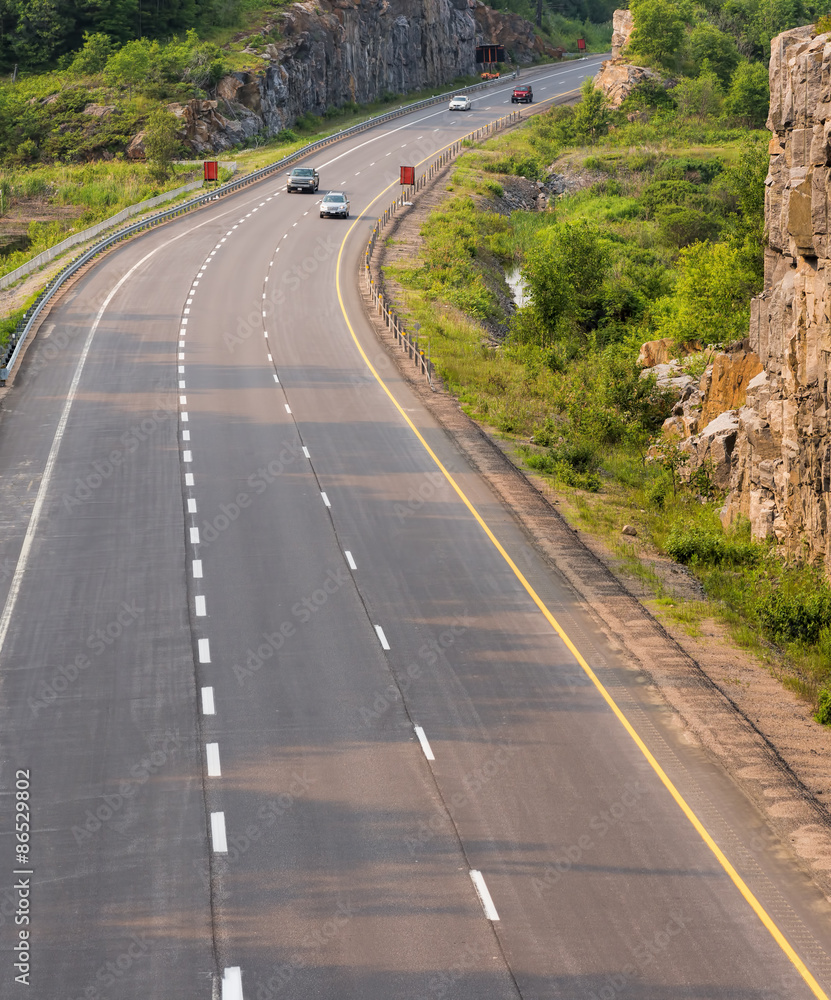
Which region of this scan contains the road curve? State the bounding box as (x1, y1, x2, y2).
(1, 57, 831, 1000)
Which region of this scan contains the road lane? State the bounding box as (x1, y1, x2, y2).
(3, 54, 830, 1000)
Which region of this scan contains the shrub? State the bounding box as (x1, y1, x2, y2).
(754, 586, 831, 646)
(665, 521, 760, 567)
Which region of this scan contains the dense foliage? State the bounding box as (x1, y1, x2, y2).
(0, 0, 255, 71)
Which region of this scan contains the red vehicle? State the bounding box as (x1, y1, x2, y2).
(511, 85, 533, 104)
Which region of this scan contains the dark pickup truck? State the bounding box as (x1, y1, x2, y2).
(511, 85, 533, 104)
(287, 167, 319, 193)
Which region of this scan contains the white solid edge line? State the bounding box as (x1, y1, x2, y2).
(222, 966, 243, 1000)
(0, 240, 179, 658)
(195, 595, 207, 617)
(321, 491, 331, 508)
(198, 637, 211, 663)
(206, 742, 222, 777)
(193, 559, 203, 578)
(211, 812, 228, 853)
(345, 550, 357, 570)
(201, 686, 215, 714)
(469, 870, 500, 921)
(374, 625, 390, 650)
(414, 725, 435, 760)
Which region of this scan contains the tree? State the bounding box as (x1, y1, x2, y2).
(688, 22, 740, 84)
(144, 107, 182, 180)
(657, 241, 756, 347)
(724, 59, 770, 126)
(628, 0, 689, 70)
(69, 31, 115, 74)
(672, 67, 724, 119)
(517, 222, 611, 348)
(6, 0, 69, 69)
(573, 78, 612, 142)
(105, 37, 153, 94)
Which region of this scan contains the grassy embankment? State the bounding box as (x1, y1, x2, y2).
(382, 85, 831, 720)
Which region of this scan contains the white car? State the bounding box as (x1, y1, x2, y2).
(448, 95, 472, 111)
(319, 191, 350, 218)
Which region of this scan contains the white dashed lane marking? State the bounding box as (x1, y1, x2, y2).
(470, 871, 500, 921)
(201, 686, 215, 715)
(374, 625, 390, 650)
(206, 743, 221, 776)
(414, 726, 435, 760)
(345, 550, 357, 570)
(193, 559, 203, 578)
(210, 812, 228, 853)
(198, 638, 211, 663)
(195, 595, 207, 617)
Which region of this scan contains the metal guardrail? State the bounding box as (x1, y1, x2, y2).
(364, 111, 521, 386)
(0, 74, 511, 385)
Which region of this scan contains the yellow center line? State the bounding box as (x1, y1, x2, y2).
(334, 101, 830, 1000)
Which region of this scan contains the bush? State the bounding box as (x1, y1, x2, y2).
(665, 521, 760, 567)
(657, 206, 721, 247)
(754, 586, 831, 646)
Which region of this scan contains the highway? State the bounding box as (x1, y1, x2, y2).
(1, 55, 831, 999)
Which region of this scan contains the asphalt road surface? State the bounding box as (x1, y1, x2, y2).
(1, 58, 831, 1000)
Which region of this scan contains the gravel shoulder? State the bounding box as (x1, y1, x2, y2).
(366, 158, 831, 901)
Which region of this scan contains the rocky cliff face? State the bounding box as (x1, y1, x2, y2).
(593, 9, 665, 110)
(714, 26, 831, 573)
(175, 0, 557, 152)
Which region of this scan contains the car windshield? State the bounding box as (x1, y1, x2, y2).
(293, 169, 314, 176)
(454, 96, 466, 100)
(325, 193, 346, 202)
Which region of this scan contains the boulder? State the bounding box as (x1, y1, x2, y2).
(126, 132, 147, 160)
(593, 60, 665, 108)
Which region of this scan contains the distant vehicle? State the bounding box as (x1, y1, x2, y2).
(319, 191, 350, 219)
(287, 167, 319, 193)
(448, 94, 472, 111)
(511, 85, 533, 104)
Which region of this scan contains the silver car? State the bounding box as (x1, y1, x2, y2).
(319, 191, 350, 219)
(448, 94, 472, 111)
